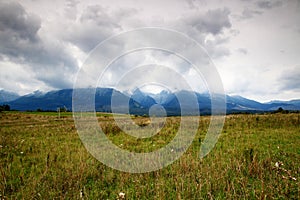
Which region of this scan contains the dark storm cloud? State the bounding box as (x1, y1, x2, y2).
(0, 1, 41, 59)
(185, 8, 231, 35)
(280, 67, 300, 92)
(0, 1, 40, 42)
(0, 1, 78, 90)
(256, 0, 283, 9)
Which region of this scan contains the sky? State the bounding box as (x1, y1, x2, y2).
(0, 0, 299, 102)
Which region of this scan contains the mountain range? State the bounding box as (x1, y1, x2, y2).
(0, 88, 299, 115)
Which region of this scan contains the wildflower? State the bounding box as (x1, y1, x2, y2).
(20, 151, 24, 154)
(119, 192, 125, 199)
(80, 188, 84, 199)
(171, 149, 174, 152)
(275, 161, 283, 168)
(282, 175, 287, 179)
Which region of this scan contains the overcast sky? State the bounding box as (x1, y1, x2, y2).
(0, 0, 299, 102)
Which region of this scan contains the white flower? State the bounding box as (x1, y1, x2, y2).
(80, 188, 85, 199)
(119, 192, 125, 199)
(20, 151, 24, 154)
(275, 161, 283, 168)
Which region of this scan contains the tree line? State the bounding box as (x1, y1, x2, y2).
(0, 104, 10, 112)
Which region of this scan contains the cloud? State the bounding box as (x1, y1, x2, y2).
(280, 66, 300, 92)
(1, 1, 232, 92)
(0, 1, 41, 60)
(62, 5, 138, 52)
(0, 1, 78, 90)
(239, 7, 262, 19)
(174, 8, 232, 59)
(0, 1, 40, 42)
(256, 0, 283, 9)
(0, 61, 52, 95)
(185, 0, 198, 9)
(64, 0, 79, 20)
(237, 48, 248, 54)
(185, 0, 207, 9)
(183, 8, 231, 35)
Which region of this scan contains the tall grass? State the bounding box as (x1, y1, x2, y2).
(0, 112, 299, 199)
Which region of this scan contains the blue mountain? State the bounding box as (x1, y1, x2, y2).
(2, 88, 300, 115)
(130, 88, 157, 108)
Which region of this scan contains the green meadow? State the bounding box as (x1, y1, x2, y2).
(0, 112, 299, 199)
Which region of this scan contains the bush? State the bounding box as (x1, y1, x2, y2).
(0, 104, 10, 112)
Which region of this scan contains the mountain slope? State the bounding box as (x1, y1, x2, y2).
(0, 90, 20, 103)
(226, 95, 265, 111)
(8, 89, 73, 111)
(148, 90, 171, 104)
(130, 88, 157, 108)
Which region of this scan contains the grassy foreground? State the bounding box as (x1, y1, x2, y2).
(0, 112, 299, 199)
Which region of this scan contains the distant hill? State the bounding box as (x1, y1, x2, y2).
(226, 95, 265, 111)
(6, 89, 73, 111)
(265, 99, 300, 111)
(226, 96, 300, 113)
(2, 88, 300, 115)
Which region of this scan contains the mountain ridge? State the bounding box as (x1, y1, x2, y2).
(1, 88, 299, 115)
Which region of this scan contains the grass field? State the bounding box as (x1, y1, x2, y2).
(0, 112, 299, 199)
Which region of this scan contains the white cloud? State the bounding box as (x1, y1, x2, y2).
(280, 66, 300, 92)
(0, 61, 52, 95)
